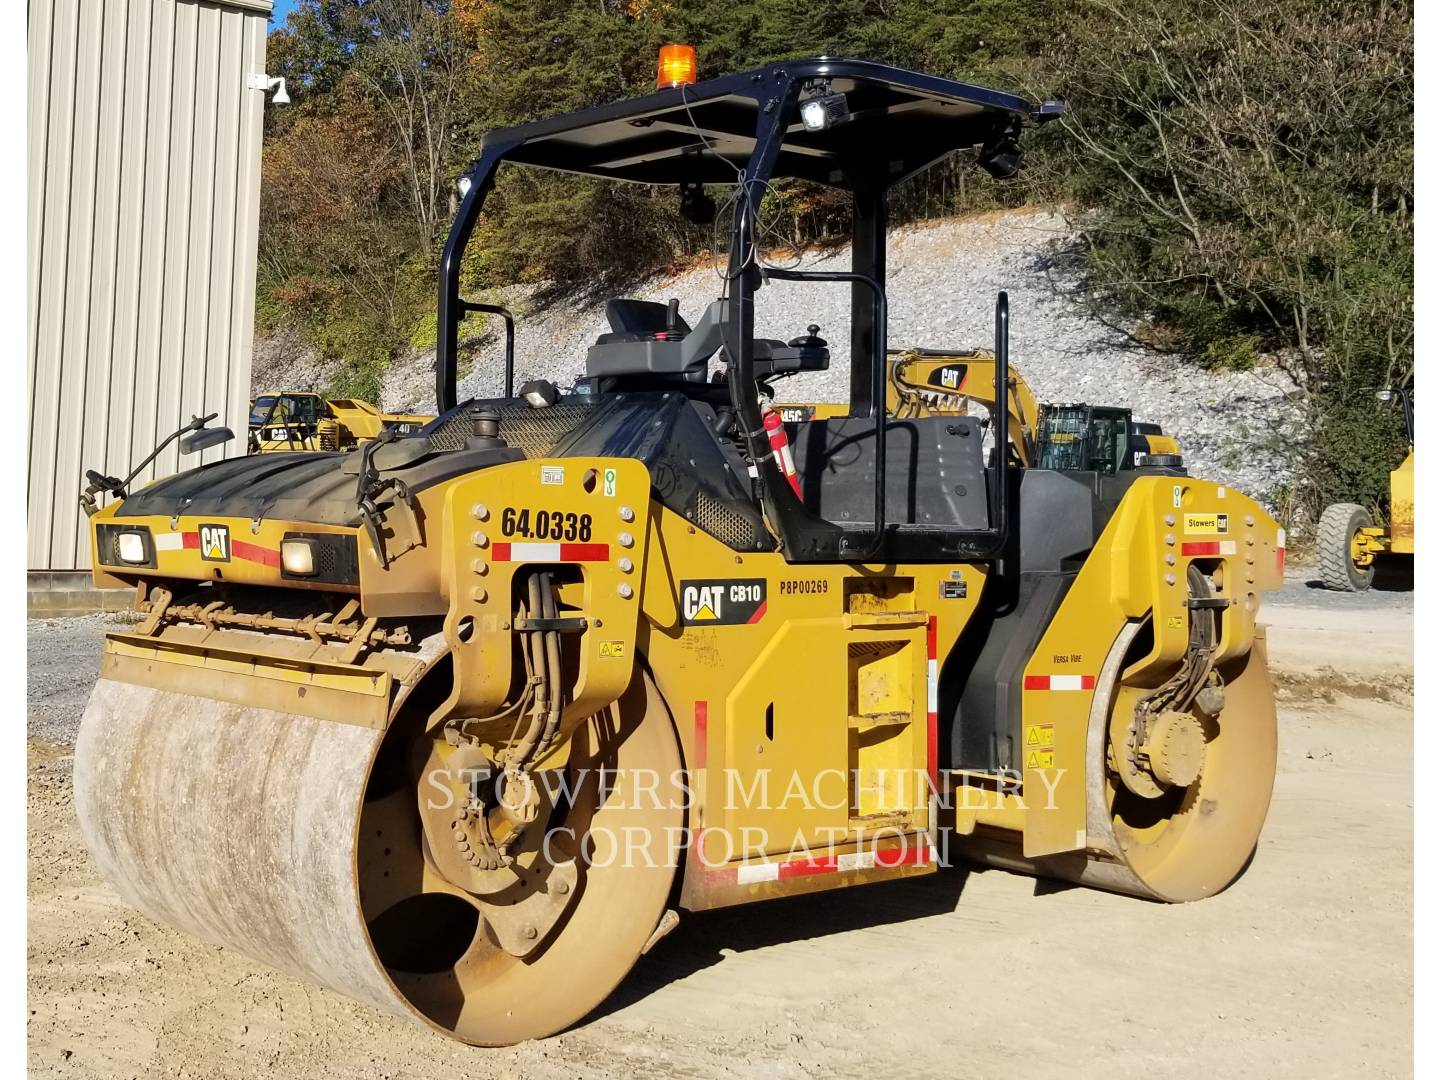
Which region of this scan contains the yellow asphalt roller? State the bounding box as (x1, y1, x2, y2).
(74, 53, 1286, 1046)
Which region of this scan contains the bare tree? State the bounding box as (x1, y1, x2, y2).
(343, 0, 471, 246)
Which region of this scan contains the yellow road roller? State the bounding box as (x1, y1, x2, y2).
(249, 391, 432, 453)
(75, 55, 1284, 1046)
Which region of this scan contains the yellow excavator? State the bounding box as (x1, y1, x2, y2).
(249, 391, 431, 453)
(779, 347, 1184, 469)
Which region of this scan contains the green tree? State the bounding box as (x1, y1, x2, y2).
(1046, 0, 1412, 519)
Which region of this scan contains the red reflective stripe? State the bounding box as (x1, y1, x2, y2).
(777, 856, 839, 879)
(232, 540, 279, 568)
(876, 844, 931, 868)
(559, 543, 609, 561)
(489, 542, 609, 562)
(694, 701, 708, 769)
(1180, 541, 1220, 556)
(703, 841, 933, 885)
(178, 531, 276, 566)
(927, 719, 938, 785)
(1024, 674, 1096, 691)
(746, 600, 768, 624)
(926, 615, 939, 784)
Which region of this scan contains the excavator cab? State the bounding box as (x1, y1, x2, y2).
(1036, 403, 1135, 474)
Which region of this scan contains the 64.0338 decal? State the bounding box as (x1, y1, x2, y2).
(499, 507, 593, 542)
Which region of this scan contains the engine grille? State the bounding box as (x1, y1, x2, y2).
(427, 403, 597, 458)
(691, 489, 770, 551)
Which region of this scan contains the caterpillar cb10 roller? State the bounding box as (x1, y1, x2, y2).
(76, 55, 1284, 1045)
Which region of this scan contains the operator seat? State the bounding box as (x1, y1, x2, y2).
(586, 298, 716, 381)
(586, 298, 831, 382)
(595, 299, 691, 344)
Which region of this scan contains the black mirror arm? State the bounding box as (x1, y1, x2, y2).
(82, 412, 220, 515)
(125, 413, 218, 488)
(352, 427, 421, 568)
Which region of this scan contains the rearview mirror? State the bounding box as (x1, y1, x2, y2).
(180, 425, 234, 455)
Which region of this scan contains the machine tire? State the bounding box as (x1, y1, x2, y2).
(1317, 502, 1374, 592)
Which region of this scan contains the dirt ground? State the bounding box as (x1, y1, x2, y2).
(27, 572, 1413, 1079)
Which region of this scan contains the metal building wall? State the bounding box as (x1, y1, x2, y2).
(28, 0, 271, 572)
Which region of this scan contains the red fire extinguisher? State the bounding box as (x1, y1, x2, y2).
(761, 405, 802, 498)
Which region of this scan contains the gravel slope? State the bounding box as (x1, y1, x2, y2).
(255, 210, 1304, 504)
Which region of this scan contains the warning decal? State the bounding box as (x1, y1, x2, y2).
(1024, 724, 1055, 748)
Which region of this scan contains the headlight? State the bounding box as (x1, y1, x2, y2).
(279, 532, 359, 585)
(96, 524, 155, 569)
(800, 99, 828, 131)
(117, 531, 148, 564)
(799, 92, 849, 133)
(281, 538, 317, 576)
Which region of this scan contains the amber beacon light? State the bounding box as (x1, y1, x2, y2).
(657, 44, 698, 89)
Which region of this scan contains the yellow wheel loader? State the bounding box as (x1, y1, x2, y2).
(249, 391, 431, 453)
(76, 56, 1284, 1046)
(1317, 387, 1414, 591)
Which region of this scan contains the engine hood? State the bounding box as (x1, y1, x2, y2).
(116, 441, 523, 526)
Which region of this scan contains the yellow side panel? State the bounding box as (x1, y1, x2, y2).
(1020, 477, 1281, 858)
(436, 457, 653, 725)
(635, 519, 986, 876)
(721, 619, 853, 856)
(1390, 450, 1414, 553)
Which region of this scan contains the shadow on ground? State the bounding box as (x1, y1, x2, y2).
(590, 866, 974, 1021)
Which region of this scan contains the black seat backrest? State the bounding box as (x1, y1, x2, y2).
(789, 415, 990, 529)
(604, 299, 691, 338)
(587, 300, 722, 381)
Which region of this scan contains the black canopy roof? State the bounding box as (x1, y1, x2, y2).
(481, 58, 1050, 189)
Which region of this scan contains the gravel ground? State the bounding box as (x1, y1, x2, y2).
(28, 580, 1412, 1078)
(349, 210, 1301, 501)
(26, 613, 118, 746)
(1270, 565, 1416, 611)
